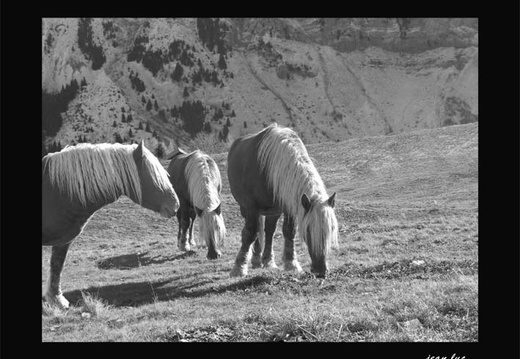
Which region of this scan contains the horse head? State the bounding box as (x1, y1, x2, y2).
(134, 140, 179, 218)
(300, 192, 338, 278)
(195, 203, 225, 260)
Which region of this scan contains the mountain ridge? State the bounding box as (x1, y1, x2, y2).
(42, 18, 478, 154)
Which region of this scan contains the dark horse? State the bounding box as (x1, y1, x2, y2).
(227, 123, 338, 278)
(42, 141, 180, 308)
(166, 148, 225, 259)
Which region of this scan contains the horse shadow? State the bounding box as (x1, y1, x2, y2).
(63, 273, 274, 308)
(96, 250, 198, 270)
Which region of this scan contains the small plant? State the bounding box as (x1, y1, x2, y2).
(80, 291, 112, 318)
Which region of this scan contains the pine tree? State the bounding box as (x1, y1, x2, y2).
(222, 124, 229, 141)
(218, 53, 227, 70)
(114, 132, 123, 143)
(113, 120, 117, 127)
(203, 121, 212, 133)
(146, 99, 153, 111)
(128, 128, 133, 137)
(145, 123, 151, 132)
(141, 95, 146, 104)
(171, 62, 184, 82)
(138, 121, 144, 130)
(121, 113, 126, 123)
(154, 99, 159, 112)
(183, 87, 189, 97)
(155, 142, 166, 158)
(127, 113, 133, 123)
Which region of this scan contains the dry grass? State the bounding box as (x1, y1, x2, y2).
(42, 123, 478, 342)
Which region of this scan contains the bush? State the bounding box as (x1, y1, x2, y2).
(155, 142, 166, 158)
(191, 132, 231, 154)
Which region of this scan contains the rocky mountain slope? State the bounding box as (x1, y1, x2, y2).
(41, 18, 478, 153)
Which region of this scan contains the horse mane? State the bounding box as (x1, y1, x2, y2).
(42, 143, 164, 207)
(184, 150, 221, 212)
(257, 124, 329, 215)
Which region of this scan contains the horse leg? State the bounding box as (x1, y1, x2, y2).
(230, 208, 260, 277)
(188, 207, 197, 248)
(251, 215, 264, 269)
(262, 214, 280, 269)
(176, 211, 183, 249)
(282, 213, 302, 273)
(44, 243, 72, 309)
(177, 209, 191, 251)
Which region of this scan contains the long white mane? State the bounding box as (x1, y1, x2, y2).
(184, 150, 221, 212)
(257, 124, 328, 216)
(42, 143, 170, 207)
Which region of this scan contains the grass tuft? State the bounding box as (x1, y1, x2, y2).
(80, 291, 113, 318)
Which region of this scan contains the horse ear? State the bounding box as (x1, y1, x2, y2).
(195, 206, 203, 217)
(215, 203, 221, 215)
(301, 194, 312, 214)
(327, 192, 336, 208)
(135, 139, 145, 158)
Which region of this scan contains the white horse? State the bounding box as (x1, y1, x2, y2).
(227, 123, 338, 278)
(42, 140, 179, 308)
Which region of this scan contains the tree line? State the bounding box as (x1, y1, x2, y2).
(196, 18, 230, 56)
(128, 36, 196, 77)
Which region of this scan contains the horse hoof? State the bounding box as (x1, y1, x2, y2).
(251, 257, 262, 269)
(263, 261, 279, 270)
(179, 243, 190, 252)
(229, 266, 247, 278)
(45, 293, 70, 310)
(207, 250, 221, 260)
(284, 261, 303, 273)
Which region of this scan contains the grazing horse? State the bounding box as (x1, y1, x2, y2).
(42, 141, 180, 308)
(227, 123, 338, 278)
(166, 148, 225, 260)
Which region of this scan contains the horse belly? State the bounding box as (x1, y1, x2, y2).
(228, 147, 277, 214)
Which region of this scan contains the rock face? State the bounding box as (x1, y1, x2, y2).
(42, 18, 478, 150)
(233, 18, 478, 53)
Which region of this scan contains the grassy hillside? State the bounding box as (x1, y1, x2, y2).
(42, 123, 478, 342)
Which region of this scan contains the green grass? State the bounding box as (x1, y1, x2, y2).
(42, 123, 478, 342)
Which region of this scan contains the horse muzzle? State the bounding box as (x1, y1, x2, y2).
(207, 249, 221, 260)
(311, 261, 328, 279)
(159, 203, 177, 218)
